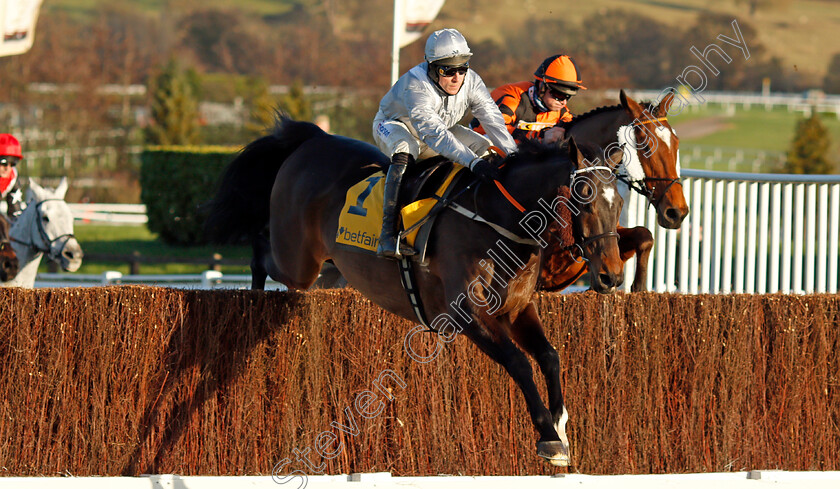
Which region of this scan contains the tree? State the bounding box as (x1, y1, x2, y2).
(786, 112, 834, 175)
(245, 78, 278, 138)
(145, 59, 202, 145)
(823, 53, 840, 94)
(278, 81, 312, 122)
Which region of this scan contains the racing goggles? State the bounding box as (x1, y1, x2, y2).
(436, 64, 469, 77)
(546, 87, 572, 101)
(0, 156, 18, 167)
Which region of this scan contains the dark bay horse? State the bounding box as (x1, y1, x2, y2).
(540, 89, 689, 292)
(0, 214, 19, 282)
(206, 117, 624, 466)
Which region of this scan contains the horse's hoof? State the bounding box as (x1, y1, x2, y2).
(537, 440, 570, 467)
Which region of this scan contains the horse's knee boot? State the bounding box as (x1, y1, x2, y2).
(377, 153, 414, 259)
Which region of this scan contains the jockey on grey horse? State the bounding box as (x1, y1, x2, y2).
(0, 133, 26, 221)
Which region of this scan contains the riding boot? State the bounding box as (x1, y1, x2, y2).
(377, 152, 416, 259)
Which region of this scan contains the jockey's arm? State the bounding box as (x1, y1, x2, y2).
(406, 89, 478, 167)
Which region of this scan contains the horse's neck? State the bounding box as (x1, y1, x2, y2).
(6, 242, 42, 287)
(6, 204, 44, 287)
(569, 107, 631, 149)
(500, 159, 573, 213)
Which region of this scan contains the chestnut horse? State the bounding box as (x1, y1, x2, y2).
(540, 89, 689, 292)
(206, 117, 624, 466)
(0, 213, 19, 281)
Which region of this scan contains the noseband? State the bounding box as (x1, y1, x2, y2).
(615, 172, 682, 209)
(561, 165, 620, 260)
(11, 199, 76, 262)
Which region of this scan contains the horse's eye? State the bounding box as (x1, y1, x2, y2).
(42, 216, 49, 223)
(574, 181, 592, 199)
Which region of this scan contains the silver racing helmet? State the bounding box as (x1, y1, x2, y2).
(425, 28, 472, 66)
(425, 29, 472, 84)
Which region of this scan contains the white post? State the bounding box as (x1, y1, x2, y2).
(745, 182, 759, 293)
(817, 184, 829, 292)
(781, 183, 793, 293)
(829, 184, 839, 293)
(806, 184, 817, 292)
(391, 0, 403, 86)
(202, 270, 223, 289)
(734, 181, 747, 292)
(757, 184, 770, 294)
(769, 183, 781, 292)
(722, 181, 735, 293)
(678, 179, 692, 293)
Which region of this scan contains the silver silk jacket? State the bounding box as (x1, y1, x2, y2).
(375, 62, 517, 166)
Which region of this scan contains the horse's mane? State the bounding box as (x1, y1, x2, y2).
(568, 104, 622, 128)
(565, 99, 657, 130)
(505, 138, 564, 165)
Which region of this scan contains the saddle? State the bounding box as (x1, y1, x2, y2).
(335, 157, 466, 261)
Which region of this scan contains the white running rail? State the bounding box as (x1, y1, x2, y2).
(624, 169, 840, 294)
(35, 270, 287, 291)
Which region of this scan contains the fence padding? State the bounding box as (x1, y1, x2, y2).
(0, 287, 837, 476)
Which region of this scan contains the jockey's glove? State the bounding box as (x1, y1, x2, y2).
(470, 158, 500, 182)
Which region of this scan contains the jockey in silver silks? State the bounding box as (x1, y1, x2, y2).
(372, 28, 517, 259)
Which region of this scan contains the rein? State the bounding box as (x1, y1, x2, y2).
(486, 159, 619, 256)
(11, 199, 76, 261)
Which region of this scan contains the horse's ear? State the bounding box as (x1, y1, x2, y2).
(606, 144, 625, 168)
(55, 177, 69, 199)
(619, 89, 645, 118)
(27, 178, 45, 202)
(567, 136, 581, 168)
(656, 91, 676, 117)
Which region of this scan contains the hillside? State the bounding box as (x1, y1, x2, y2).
(43, 0, 840, 83)
(439, 0, 840, 84)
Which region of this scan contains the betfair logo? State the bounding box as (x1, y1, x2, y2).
(341, 227, 378, 248)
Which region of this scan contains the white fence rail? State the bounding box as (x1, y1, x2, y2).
(2, 472, 840, 489)
(35, 270, 287, 290)
(612, 89, 840, 115)
(69, 203, 147, 224)
(624, 170, 840, 294)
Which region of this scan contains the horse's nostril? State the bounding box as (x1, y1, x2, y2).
(665, 207, 680, 223)
(599, 273, 614, 289)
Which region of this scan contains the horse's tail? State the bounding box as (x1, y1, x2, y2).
(204, 116, 327, 244)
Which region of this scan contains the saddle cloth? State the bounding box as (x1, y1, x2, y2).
(335, 164, 464, 255)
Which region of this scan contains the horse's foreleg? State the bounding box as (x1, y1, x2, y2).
(509, 302, 570, 466)
(618, 226, 654, 292)
(456, 309, 568, 466)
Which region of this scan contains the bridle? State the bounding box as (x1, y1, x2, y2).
(614, 115, 683, 209)
(561, 165, 620, 261)
(11, 199, 76, 262)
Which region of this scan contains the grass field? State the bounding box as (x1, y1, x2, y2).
(60, 224, 252, 276)
(672, 104, 840, 151)
(666, 103, 840, 171)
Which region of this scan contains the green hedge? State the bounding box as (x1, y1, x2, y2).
(140, 146, 239, 245)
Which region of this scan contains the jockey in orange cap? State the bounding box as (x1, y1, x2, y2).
(0, 134, 25, 220)
(472, 54, 586, 145)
